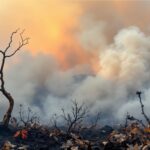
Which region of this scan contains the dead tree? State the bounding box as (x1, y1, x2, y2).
(18, 104, 40, 127)
(136, 91, 150, 126)
(0, 29, 29, 127)
(61, 100, 89, 135)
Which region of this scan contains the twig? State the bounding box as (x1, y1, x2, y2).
(136, 91, 150, 125)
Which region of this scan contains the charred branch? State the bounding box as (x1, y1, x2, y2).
(125, 112, 146, 128)
(136, 91, 150, 126)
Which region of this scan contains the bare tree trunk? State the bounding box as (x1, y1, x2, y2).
(2, 90, 14, 126)
(0, 55, 14, 127)
(0, 29, 29, 127)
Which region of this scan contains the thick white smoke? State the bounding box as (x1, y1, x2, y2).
(0, 26, 150, 124)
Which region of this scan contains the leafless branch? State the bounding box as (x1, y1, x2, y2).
(18, 104, 39, 128)
(4, 28, 19, 53)
(61, 100, 89, 135)
(125, 112, 146, 128)
(136, 91, 150, 125)
(5, 29, 29, 57)
(0, 50, 4, 54)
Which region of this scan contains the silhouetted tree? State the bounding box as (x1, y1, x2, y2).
(0, 29, 29, 127)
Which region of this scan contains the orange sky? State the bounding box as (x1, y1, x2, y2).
(0, 0, 150, 69)
(0, 0, 85, 68)
(0, 0, 81, 52)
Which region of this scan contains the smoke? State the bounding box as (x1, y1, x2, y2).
(0, 26, 150, 124)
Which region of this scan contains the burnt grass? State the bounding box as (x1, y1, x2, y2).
(0, 123, 114, 150)
(0, 122, 150, 150)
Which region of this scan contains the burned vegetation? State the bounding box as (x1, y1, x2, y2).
(0, 93, 150, 150)
(0, 31, 150, 150)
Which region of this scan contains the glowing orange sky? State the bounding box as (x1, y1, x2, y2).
(0, 0, 81, 52)
(0, 0, 150, 70)
(0, 0, 86, 68)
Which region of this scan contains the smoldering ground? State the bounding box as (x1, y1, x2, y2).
(0, 1, 150, 124)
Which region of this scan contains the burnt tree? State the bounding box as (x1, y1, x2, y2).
(0, 29, 29, 127)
